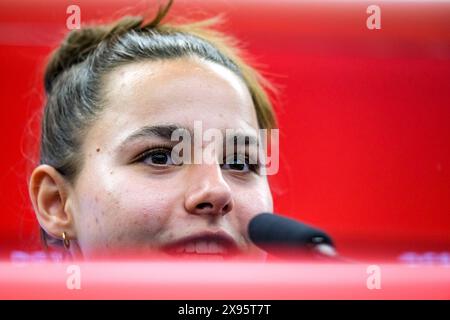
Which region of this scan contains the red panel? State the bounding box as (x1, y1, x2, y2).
(0, 1, 449, 258)
(0, 261, 449, 299)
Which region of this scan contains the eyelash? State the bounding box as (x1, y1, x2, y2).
(133, 145, 260, 174)
(132, 144, 174, 165)
(222, 155, 260, 174)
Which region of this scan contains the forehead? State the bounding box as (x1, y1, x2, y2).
(91, 57, 258, 147)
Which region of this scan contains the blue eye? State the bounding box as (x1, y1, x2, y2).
(137, 148, 176, 166)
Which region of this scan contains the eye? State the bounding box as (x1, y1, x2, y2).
(221, 154, 259, 174)
(135, 148, 177, 167)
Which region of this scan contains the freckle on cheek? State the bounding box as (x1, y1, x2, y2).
(96, 148, 100, 152)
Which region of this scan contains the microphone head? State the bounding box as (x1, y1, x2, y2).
(248, 213, 334, 257)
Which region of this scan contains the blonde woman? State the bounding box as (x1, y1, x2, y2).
(29, 1, 277, 260)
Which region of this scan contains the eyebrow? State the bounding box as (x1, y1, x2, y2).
(118, 124, 189, 149)
(225, 133, 259, 148)
(119, 123, 258, 150)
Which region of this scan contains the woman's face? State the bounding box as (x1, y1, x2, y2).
(69, 57, 273, 260)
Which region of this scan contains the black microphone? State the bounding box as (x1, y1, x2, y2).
(248, 213, 337, 259)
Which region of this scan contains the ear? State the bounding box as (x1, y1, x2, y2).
(29, 164, 77, 242)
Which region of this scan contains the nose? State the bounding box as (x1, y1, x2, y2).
(184, 164, 234, 217)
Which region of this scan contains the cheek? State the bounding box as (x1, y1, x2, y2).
(73, 169, 180, 251)
(232, 179, 273, 236)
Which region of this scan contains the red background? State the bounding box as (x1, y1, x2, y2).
(0, 0, 449, 259)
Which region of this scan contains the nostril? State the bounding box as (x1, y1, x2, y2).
(197, 202, 213, 210)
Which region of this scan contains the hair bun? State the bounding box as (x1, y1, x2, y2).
(44, 0, 174, 93)
(44, 16, 145, 93)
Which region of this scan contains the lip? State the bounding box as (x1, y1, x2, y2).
(161, 230, 240, 259)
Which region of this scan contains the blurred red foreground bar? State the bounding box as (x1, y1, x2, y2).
(0, 261, 449, 299)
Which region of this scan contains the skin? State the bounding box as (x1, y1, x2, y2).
(29, 56, 274, 260)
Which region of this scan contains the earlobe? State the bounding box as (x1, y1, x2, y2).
(29, 164, 76, 241)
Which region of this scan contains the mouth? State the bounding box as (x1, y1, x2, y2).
(161, 230, 240, 260)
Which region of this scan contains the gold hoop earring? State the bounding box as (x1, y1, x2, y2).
(62, 231, 70, 250)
